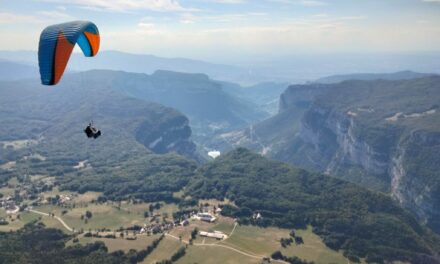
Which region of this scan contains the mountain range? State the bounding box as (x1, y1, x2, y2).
(0, 71, 197, 161)
(0, 50, 254, 85)
(0, 59, 281, 150)
(220, 74, 440, 234)
(315, 70, 436, 84)
(3, 50, 440, 85)
(2, 62, 440, 263)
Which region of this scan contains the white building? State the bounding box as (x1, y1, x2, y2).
(199, 230, 227, 240)
(195, 213, 216, 222)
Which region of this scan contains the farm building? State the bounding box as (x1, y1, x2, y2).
(199, 230, 227, 240)
(195, 212, 216, 222)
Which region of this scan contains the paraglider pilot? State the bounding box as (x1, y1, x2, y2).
(84, 122, 101, 139)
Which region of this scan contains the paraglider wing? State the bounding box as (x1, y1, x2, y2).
(38, 21, 100, 85)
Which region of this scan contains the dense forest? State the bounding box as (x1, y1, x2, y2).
(187, 148, 440, 263)
(0, 222, 166, 264)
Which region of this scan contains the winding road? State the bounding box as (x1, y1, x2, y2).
(28, 209, 73, 232)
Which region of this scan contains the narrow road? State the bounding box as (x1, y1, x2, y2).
(28, 209, 73, 232)
(229, 222, 238, 237)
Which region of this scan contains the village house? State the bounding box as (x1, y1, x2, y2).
(195, 212, 216, 222)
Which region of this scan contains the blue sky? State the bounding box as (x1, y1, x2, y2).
(0, 0, 439, 62)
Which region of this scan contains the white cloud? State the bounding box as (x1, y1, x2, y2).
(180, 13, 196, 24)
(210, 0, 246, 3)
(299, 0, 327, 6)
(270, 0, 328, 6)
(37, 10, 74, 20)
(99, 11, 440, 62)
(0, 10, 75, 26)
(42, 0, 196, 12)
(137, 22, 160, 34)
(0, 12, 42, 24)
(423, 0, 440, 2)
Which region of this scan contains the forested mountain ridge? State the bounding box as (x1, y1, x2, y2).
(315, 70, 437, 84)
(0, 223, 137, 264)
(219, 76, 440, 235)
(221, 81, 290, 115)
(0, 65, 270, 151)
(69, 70, 268, 145)
(188, 148, 440, 263)
(0, 73, 197, 159)
(0, 73, 200, 201)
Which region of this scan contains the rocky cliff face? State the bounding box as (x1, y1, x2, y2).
(225, 76, 440, 234)
(279, 77, 440, 233)
(292, 104, 440, 232)
(294, 106, 392, 190)
(135, 114, 196, 158)
(390, 131, 440, 232)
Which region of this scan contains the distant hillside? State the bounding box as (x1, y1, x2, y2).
(0, 59, 270, 154)
(0, 60, 38, 81)
(0, 50, 254, 84)
(316, 70, 436, 84)
(189, 148, 440, 263)
(222, 81, 289, 115)
(3, 50, 440, 84)
(0, 72, 200, 202)
(220, 76, 440, 234)
(0, 72, 198, 158)
(77, 70, 269, 143)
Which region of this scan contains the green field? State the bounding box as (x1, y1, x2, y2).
(176, 245, 261, 264)
(141, 236, 183, 264)
(34, 203, 144, 231)
(220, 225, 287, 256)
(0, 186, 15, 196)
(0, 211, 41, 232)
(169, 217, 348, 264)
(73, 234, 162, 252)
(33, 201, 178, 232)
(280, 226, 348, 264)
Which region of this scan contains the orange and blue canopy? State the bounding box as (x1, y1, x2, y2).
(38, 21, 100, 85)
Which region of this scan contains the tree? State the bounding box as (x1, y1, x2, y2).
(290, 230, 296, 238)
(271, 251, 283, 260)
(191, 228, 198, 240)
(85, 211, 93, 219)
(295, 236, 304, 245)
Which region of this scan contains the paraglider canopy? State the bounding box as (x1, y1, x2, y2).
(38, 20, 100, 85)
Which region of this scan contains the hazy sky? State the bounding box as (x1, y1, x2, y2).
(1, 0, 439, 62)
